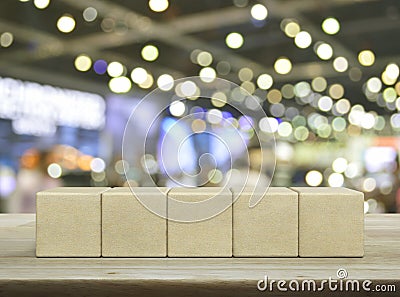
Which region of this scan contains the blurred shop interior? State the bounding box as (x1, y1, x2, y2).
(1, 0, 400, 213)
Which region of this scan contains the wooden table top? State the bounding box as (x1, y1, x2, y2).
(0, 213, 399, 296)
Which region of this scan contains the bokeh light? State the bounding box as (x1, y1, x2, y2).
(257, 74, 273, 90)
(0, 32, 13, 47)
(90, 158, 106, 173)
(47, 163, 62, 178)
(169, 100, 185, 117)
(107, 61, 124, 77)
(149, 0, 169, 12)
(109, 76, 132, 93)
(315, 42, 333, 60)
(225, 32, 244, 49)
(283, 20, 300, 38)
(34, 0, 50, 10)
(197, 51, 213, 66)
(294, 31, 312, 49)
(333, 56, 349, 72)
(332, 157, 348, 173)
(138, 74, 154, 89)
(141, 45, 159, 62)
(157, 74, 174, 91)
(56, 15, 76, 33)
(238, 67, 253, 82)
(274, 57, 292, 75)
(305, 170, 323, 186)
(74, 54, 92, 72)
(328, 172, 344, 187)
(251, 4, 268, 21)
(199, 67, 217, 83)
(211, 91, 227, 107)
(312, 77, 327, 92)
(131, 67, 148, 84)
(358, 50, 375, 66)
(259, 117, 279, 133)
(321, 17, 340, 35)
(83, 7, 97, 22)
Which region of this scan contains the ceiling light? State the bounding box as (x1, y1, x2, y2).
(251, 4, 268, 21)
(149, 0, 169, 12)
(274, 57, 292, 75)
(57, 15, 76, 33)
(305, 170, 323, 186)
(199, 67, 216, 83)
(169, 101, 185, 117)
(108, 77, 132, 93)
(131, 67, 148, 84)
(225, 32, 244, 49)
(157, 74, 174, 91)
(238, 67, 253, 81)
(34, 0, 50, 9)
(0, 32, 13, 48)
(366, 77, 382, 93)
(333, 56, 348, 72)
(197, 51, 213, 66)
(283, 21, 300, 38)
(138, 74, 154, 89)
(312, 76, 327, 92)
(74, 54, 92, 72)
(83, 7, 98, 22)
(386, 63, 399, 80)
(257, 74, 273, 90)
(107, 61, 124, 77)
(141, 45, 159, 62)
(180, 81, 197, 97)
(294, 31, 312, 49)
(316, 42, 333, 60)
(321, 17, 340, 35)
(358, 50, 375, 66)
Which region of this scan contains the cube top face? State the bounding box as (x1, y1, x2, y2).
(36, 187, 108, 257)
(169, 187, 231, 203)
(104, 187, 170, 195)
(232, 187, 296, 203)
(291, 187, 363, 198)
(37, 187, 109, 196)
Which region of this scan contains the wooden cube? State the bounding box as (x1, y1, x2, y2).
(291, 187, 364, 257)
(232, 187, 298, 257)
(102, 187, 168, 257)
(167, 187, 232, 257)
(36, 187, 109, 257)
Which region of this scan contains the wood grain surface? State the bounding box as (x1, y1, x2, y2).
(0, 214, 399, 296)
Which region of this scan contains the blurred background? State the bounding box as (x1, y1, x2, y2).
(0, 0, 400, 213)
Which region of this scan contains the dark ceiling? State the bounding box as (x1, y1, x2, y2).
(0, 0, 399, 113)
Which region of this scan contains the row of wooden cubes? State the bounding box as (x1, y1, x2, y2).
(36, 187, 364, 257)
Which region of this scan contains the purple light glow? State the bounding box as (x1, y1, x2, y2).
(93, 59, 107, 75)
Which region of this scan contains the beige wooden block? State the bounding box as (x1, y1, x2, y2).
(291, 187, 364, 257)
(167, 187, 232, 257)
(36, 187, 109, 257)
(102, 187, 168, 257)
(232, 187, 298, 257)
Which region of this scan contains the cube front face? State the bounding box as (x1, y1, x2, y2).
(233, 187, 298, 257)
(167, 188, 232, 257)
(36, 187, 109, 257)
(35, 186, 365, 258)
(291, 187, 364, 257)
(102, 187, 168, 257)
